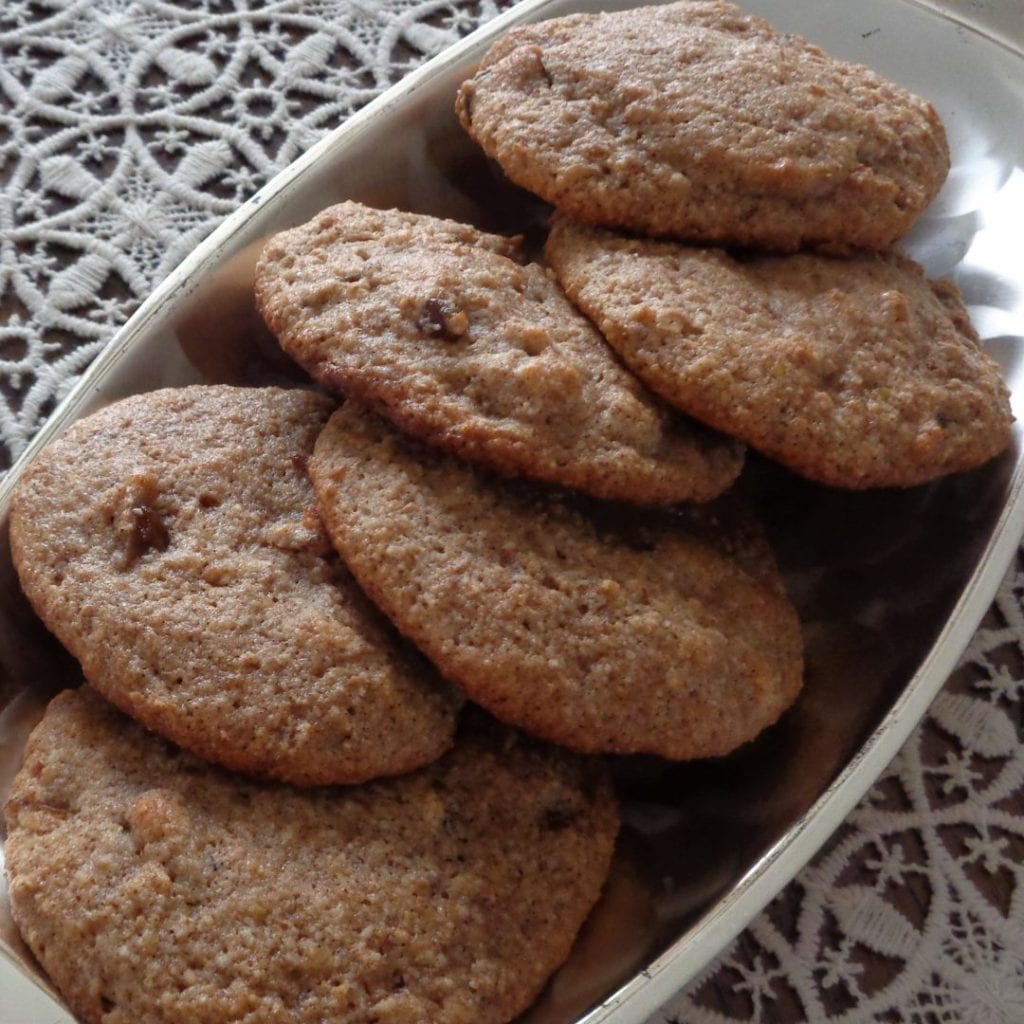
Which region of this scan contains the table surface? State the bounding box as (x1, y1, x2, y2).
(2, 2, 1023, 1023)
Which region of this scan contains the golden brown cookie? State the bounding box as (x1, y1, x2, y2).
(546, 218, 1013, 488)
(5, 687, 618, 1024)
(456, 1, 949, 252)
(255, 201, 743, 505)
(310, 403, 804, 760)
(9, 386, 459, 786)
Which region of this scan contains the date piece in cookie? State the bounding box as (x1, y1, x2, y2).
(456, 0, 949, 252)
(310, 403, 804, 760)
(255, 201, 742, 505)
(5, 687, 618, 1024)
(9, 386, 459, 786)
(546, 218, 1013, 489)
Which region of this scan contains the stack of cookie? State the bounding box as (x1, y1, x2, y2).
(254, 201, 805, 761)
(458, 0, 1013, 490)
(6, 387, 619, 1024)
(4, 3, 1013, 1023)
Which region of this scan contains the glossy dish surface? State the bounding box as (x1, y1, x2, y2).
(1, 1, 1023, 1022)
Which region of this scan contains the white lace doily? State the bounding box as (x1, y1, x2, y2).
(1, 3, 1022, 1023)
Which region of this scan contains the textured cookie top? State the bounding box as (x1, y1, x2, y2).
(9, 386, 459, 786)
(255, 201, 742, 504)
(546, 219, 1013, 488)
(5, 688, 617, 1024)
(456, 0, 949, 251)
(310, 404, 804, 760)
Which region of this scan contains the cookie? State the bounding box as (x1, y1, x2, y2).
(310, 403, 804, 760)
(546, 218, 1013, 488)
(456, 1, 949, 252)
(255, 201, 743, 505)
(9, 386, 459, 786)
(5, 687, 618, 1024)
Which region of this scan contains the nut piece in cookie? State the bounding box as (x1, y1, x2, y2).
(9, 385, 460, 786)
(5, 688, 618, 1024)
(456, 0, 949, 252)
(546, 217, 1013, 489)
(310, 403, 804, 761)
(255, 200, 743, 505)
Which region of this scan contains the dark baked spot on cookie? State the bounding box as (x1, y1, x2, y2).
(417, 298, 469, 340)
(536, 54, 554, 89)
(124, 503, 170, 566)
(539, 797, 582, 831)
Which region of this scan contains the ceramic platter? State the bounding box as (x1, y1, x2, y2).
(2, 1, 1023, 1021)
